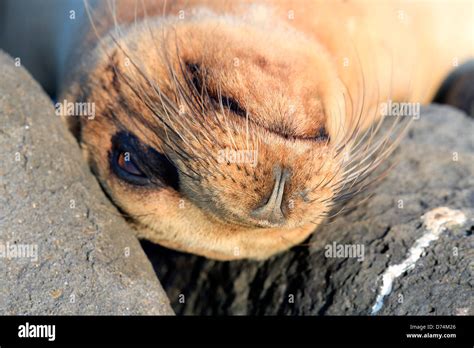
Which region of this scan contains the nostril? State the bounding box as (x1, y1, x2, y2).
(251, 166, 291, 224)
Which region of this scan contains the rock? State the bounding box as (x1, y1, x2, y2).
(144, 105, 474, 315)
(0, 51, 174, 315)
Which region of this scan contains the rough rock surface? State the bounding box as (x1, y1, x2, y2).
(144, 105, 474, 315)
(0, 51, 174, 315)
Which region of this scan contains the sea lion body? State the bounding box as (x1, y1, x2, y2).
(1, 0, 473, 259)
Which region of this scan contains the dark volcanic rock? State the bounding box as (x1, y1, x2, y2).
(0, 51, 174, 315)
(144, 105, 474, 315)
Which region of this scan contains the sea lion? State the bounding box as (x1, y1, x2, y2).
(1, 0, 473, 260)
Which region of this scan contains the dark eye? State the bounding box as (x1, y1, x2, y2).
(112, 149, 150, 186)
(117, 151, 144, 176)
(110, 131, 180, 190)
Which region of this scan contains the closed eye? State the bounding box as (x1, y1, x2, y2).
(185, 62, 247, 117)
(218, 95, 247, 117)
(314, 126, 330, 142)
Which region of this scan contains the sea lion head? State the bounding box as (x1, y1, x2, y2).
(62, 8, 355, 260)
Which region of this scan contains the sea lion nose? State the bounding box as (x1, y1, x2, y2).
(251, 166, 290, 225)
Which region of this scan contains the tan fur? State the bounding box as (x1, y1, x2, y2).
(60, 0, 473, 260)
